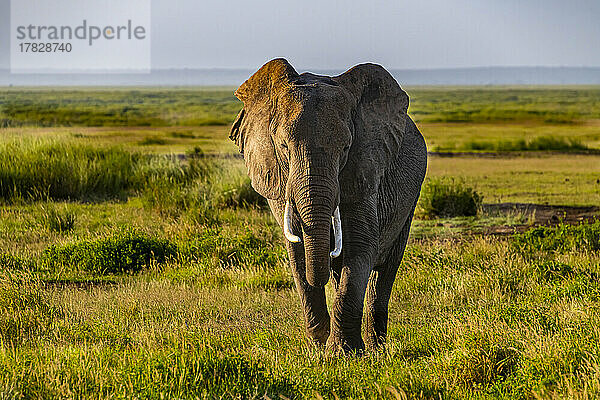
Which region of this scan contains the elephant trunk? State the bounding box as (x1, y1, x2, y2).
(292, 178, 337, 288)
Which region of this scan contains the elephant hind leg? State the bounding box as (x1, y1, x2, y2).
(365, 209, 414, 349)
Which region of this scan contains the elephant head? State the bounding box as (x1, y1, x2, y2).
(230, 58, 409, 287)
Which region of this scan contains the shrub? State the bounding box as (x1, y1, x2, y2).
(418, 178, 483, 218)
(41, 231, 177, 274)
(512, 220, 600, 254)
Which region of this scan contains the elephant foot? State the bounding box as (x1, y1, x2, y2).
(306, 324, 330, 346)
(365, 334, 386, 351)
(365, 324, 387, 350)
(306, 316, 331, 346)
(326, 332, 365, 355)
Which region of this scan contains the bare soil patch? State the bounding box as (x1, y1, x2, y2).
(483, 203, 599, 235)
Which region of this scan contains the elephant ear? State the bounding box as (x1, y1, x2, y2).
(334, 64, 409, 198)
(229, 58, 298, 199)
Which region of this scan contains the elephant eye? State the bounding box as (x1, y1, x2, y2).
(280, 142, 288, 150)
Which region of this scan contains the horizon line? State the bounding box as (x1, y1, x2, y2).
(3, 65, 600, 73)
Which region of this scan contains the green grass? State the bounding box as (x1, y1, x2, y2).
(420, 123, 600, 153)
(460, 136, 589, 152)
(512, 220, 600, 254)
(41, 230, 177, 274)
(1, 226, 600, 398)
(426, 154, 600, 206)
(3, 86, 600, 129)
(0, 88, 239, 127)
(3, 87, 600, 157)
(39, 203, 77, 233)
(0, 139, 235, 203)
(407, 86, 600, 124)
(2, 87, 600, 398)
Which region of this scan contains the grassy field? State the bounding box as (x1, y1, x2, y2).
(1, 87, 600, 399)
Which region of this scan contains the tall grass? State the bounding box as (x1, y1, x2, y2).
(2, 223, 600, 398)
(0, 140, 140, 201)
(39, 204, 77, 232)
(0, 139, 267, 210)
(462, 136, 589, 152)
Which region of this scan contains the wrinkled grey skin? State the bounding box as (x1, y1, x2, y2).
(230, 58, 427, 353)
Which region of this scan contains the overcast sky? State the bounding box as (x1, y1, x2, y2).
(2, 0, 599, 70)
(149, 0, 600, 69)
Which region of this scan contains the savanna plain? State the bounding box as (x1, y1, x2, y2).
(1, 86, 600, 399)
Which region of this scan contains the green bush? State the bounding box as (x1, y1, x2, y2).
(512, 220, 600, 254)
(41, 231, 177, 274)
(418, 178, 483, 218)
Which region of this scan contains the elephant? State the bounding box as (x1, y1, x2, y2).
(229, 58, 427, 353)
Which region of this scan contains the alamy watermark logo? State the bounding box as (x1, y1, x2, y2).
(11, 0, 151, 73)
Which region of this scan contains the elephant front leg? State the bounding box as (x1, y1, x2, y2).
(268, 199, 330, 345)
(327, 201, 378, 354)
(327, 264, 371, 353)
(287, 240, 330, 345)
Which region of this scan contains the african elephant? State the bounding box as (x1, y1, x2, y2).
(229, 58, 427, 353)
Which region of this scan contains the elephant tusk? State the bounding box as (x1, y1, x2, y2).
(283, 200, 301, 243)
(330, 206, 342, 258)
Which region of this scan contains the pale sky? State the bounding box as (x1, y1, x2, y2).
(2, 0, 599, 70)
